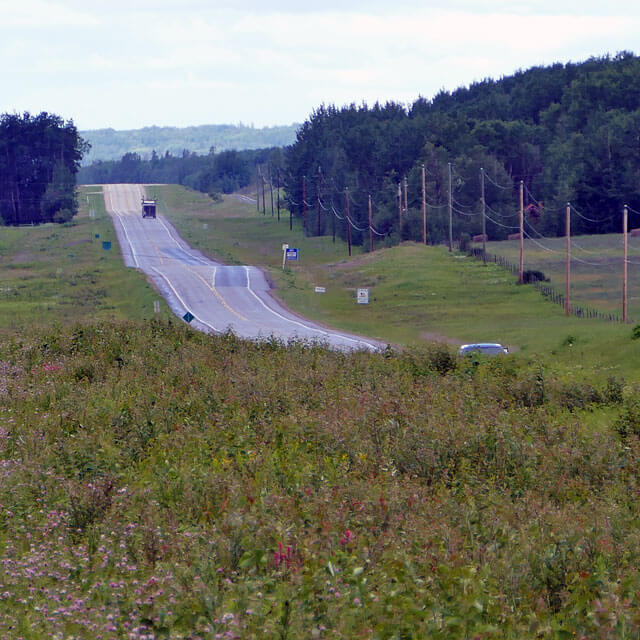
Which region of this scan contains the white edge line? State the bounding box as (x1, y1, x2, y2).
(158, 217, 209, 265)
(243, 266, 378, 351)
(151, 266, 219, 333)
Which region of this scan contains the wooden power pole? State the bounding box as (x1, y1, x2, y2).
(302, 175, 307, 232)
(519, 180, 524, 283)
(276, 168, 280, 222)
(397, 182, 402, 237)
(623, 204, 629, 323)
(368, 194, 373, 253)
(565, 202, 571, 317)
(481, 168, 486, 263)
(317, 166, 322, 237)
(256, 168, 260, 213)
(345, 188, 352, 257)
(421, 164, 426, 244)
(448, 162, 453, 252)
(403, 176, 408, 213)
(269, 166, 274, 216)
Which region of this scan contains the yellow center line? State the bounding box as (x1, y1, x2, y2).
(185, 265, 248, 322)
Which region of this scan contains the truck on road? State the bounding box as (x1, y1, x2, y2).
(142, 199, 157, 219)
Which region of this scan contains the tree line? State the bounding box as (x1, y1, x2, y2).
(0, 112, 87, 225)
(284, 52, 640, 247)
(77, 147, 282, 198)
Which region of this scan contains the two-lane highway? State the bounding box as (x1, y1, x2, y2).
(103, 184, 382, 350)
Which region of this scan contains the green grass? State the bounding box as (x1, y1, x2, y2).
(1, 322, 640, 639)
(2, 187, 640, 637)
(0, 186, 172, 329)
(482, 233, 640, 319)
(148, 185, 640, 379)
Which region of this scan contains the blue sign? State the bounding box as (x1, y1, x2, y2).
(102, 241, 111, 250)
(183, 311, 195, 323)
(286, 248, 299, 261)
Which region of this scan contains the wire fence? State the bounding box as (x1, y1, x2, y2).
(466, 247, 625, 323)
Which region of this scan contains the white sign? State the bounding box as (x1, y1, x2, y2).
(357, 288, 369, 304)
(282, 243, 289, 251)
(315, 286, 326, 293)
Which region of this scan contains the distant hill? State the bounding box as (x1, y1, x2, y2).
(80, 123, 299, 164)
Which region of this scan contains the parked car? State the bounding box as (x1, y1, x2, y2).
(458, 343, 508, 357)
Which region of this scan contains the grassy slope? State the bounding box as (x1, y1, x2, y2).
(2, 186, 640, 638)
(1, 322, 639, 639)
(147, 185, 640, 379)
(483, 233, 640, 318)
(0, 186, 172, 329)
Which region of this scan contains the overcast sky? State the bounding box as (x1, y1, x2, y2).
(1, 0, 639, 131)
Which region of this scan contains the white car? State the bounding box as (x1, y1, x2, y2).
(458, 343, 508, 357)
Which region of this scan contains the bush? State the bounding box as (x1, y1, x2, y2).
(53, 208, 74, 223)
(522, 269, 548, 283)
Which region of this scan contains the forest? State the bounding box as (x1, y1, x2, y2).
(0, 112, 87, 225)
(78, 147, 280, 197)
(79, 53, 640, 247)
(285, 52, 640, 246)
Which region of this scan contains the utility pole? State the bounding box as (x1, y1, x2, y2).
(623, 204, 629, 323)
(403, 176, 408, 213)
(565, 202, 571, 317)
(368, 194, 374, 253)
(255, 168, 260, 213)
(332, 198, 336, 243)
(317, 166, 322, 237)
(276, 168, 280, 222)
(448, 162, 453, 252)
(421, 164, 426, 244)
(481, 168, 486, 263)
(519, 180, 524, 283)
(345, 188, 352, 257)
(397, 182, 402, 237)
(269, 166, 274, 216)
(302, 175, 307, 232)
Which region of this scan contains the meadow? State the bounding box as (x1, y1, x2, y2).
(2, 186, 640, 638)
(0, 186, 171, 329)
(1, 321, 639, 639)
(482, 233, 640, 321)
(146, 186, 640, 379)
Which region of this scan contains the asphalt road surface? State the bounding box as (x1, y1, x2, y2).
(103, 184, 382, 351)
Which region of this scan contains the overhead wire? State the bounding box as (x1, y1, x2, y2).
(482, 171, 511, 190)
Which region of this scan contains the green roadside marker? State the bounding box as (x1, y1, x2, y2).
(183, 311, 195, 323)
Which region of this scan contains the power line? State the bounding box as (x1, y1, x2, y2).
(483, 171, 511, 190)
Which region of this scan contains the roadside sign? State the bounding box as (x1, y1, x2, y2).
(183, 311, 195, 323)
(286, 248, 299, 261)
(357, 288, 369, 304)
(315, 286, 326, 293)
(282, 243, 289, 251)
(102, 241, 111, 250)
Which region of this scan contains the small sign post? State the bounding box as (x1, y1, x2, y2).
(286, 248, 299, 261)
(102, 241, 111, 251)
(183, 311, 195, 323)
(357, 288, 369, 304)
(282, 243, 289, 270)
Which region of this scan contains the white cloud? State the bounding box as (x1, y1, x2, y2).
(0, 1, 638, 129)
(0, 0, 98, 28)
